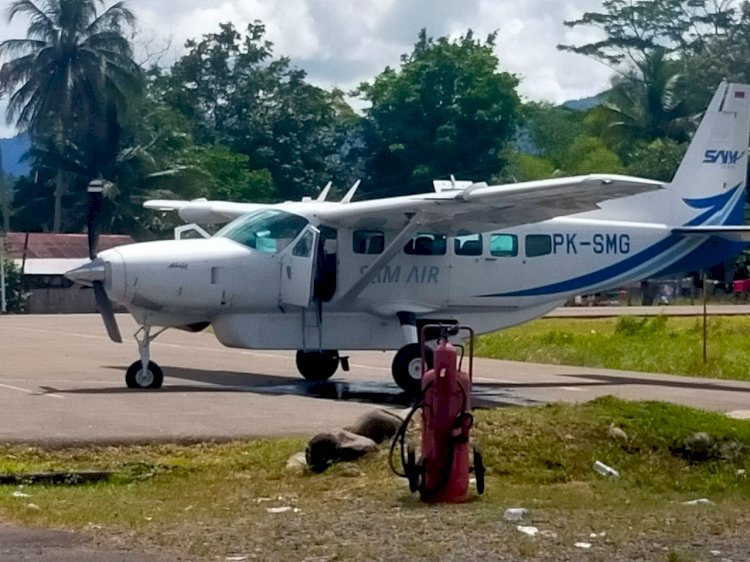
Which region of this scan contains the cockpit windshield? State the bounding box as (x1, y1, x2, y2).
(215, 209, 309, 253)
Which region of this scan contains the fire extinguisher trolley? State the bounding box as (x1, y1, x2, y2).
(390, 324, 485, 503)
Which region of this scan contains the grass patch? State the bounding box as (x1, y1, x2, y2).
(475, 315, 750, 380)
(2, 399, 750, 560)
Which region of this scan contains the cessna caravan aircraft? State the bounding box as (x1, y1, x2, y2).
(67, 81, 750, 393)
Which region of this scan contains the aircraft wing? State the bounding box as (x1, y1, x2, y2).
(144, 200, 271, 224)
(318, 174, 664, 233)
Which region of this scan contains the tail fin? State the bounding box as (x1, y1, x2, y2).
(669, 82, 750, 219)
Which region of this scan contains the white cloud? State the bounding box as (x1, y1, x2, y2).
(0, 0, 616, 138)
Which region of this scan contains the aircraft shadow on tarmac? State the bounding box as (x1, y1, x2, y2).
(51, 366, 537, 408)
(49, 367, 750, 408)
(54, 366, 419, 407)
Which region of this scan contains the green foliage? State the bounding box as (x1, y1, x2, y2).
(158, 22, 354, 201)
(614, 315, 668, 336)
(0, 252, 28, 313)
(559, 0, 739, 65)
(2, 401, 750, 560)
(357, 29, 521, 196)
(0, 0, 143, 232)
(626, 138, 687, 181)
(498, 151, 557, 182)
(478, 396, 750, 491)
(562, 135, 624, 174)
(180, 145, 274, 202)
(523, 103, 584, 165)
(476, 316, 750, 381)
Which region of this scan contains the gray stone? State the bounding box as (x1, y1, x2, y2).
(345, 409, 402, 444)
(306, 429, 378, 472)
(608, 423, 628, 444)
(285, 452, 308, 474)
(682, 431, 714, 461)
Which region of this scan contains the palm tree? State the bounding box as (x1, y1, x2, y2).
(593, 49, 692, 151)
(0, 0, 142, 231)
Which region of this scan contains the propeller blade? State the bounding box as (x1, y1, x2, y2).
(93, 281, 122, 343)
(87, 180, 105, 260)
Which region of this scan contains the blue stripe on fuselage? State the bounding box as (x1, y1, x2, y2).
(481, 184, 745, 298)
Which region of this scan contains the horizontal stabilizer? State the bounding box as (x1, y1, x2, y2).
(673, 226, 750, 241)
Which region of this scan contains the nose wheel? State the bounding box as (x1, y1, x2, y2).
(295, 350, 340, 381)
(126, 360, 163, 389)
(126, 325, 168, 390)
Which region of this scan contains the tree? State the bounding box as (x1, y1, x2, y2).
(586, 49, 692, 161)
(356, 29, 521, 197)
(625, 138, 686, 181)
(0, 0, 142, 231)
(179, 145, 274, 202)
(0, 250, 28, 313)
(681, 3, 750, 110)
(521, 103, 584, 167)
(558, 0, 738, 66)
(157, 22, 354, 201)
(0, 143, 11, 232)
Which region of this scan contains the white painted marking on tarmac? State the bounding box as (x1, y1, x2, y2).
(474, 376, 514, 384)
(0, 383, 33, 394)
(349, 363, 390, 372)
(727, 410, 750, 419)
(560, 387, 586, 392)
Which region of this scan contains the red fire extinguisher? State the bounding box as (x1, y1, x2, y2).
(390, 324, 484, 503)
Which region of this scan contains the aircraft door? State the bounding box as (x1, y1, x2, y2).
(280, 225, 320, 308)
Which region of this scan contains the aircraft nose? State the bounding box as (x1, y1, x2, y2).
(65, 258, 108, 286)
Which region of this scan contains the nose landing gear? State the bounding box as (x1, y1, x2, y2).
(295, 350, 343, 382)
(125, 325, 168, 390)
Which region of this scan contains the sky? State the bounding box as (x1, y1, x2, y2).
(0, 0, 613, 138)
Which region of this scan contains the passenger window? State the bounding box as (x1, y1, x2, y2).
(404, 233, 447, 255)
(490, 234, 518, 257)
(455, 234, 483, 256)
(526, 234, 552, 257)
(353, 230, 384, 254)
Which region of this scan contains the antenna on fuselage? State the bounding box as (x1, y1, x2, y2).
(316, 181, 333, 202)
(341, 180, 361, 204)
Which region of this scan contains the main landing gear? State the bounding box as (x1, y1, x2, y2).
(391, 343, 434, 394)
(295, 350, 349, 382)
(126, 326, 168, 390)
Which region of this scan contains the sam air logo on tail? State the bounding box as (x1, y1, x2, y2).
(703, 149, 745, 164)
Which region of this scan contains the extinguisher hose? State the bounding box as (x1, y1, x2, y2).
(388, 388, 429, 478)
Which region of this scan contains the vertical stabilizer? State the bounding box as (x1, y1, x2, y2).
(669, 82, 750, 207)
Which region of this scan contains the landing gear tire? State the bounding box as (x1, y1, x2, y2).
(295, 350, 339, 382)
(392, 343, 433, 394)
(126, 360, 164, 390)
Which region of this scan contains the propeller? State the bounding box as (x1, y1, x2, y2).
(87, 179, 122, 343)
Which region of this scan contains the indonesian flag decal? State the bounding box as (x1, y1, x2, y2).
(735, 90, 746, 98)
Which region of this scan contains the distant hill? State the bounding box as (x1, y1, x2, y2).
(0, 133, 30, 177)
(563, 95, 600, 111)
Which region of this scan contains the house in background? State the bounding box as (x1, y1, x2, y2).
(4, 233, 133, 313)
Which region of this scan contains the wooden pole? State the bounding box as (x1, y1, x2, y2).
(703, 271, 708, 364)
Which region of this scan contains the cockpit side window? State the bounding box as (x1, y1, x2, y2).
(215, 210, 309, 253)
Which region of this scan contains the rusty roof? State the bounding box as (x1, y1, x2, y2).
(3, 232, 134, 259)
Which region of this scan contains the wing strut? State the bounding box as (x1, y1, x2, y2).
(335, 215, 424, 305)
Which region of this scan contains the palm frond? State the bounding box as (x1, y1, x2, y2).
(0, 38, 45, 57)
(6, 0, 55, 37)
(86, 1, 136, 35)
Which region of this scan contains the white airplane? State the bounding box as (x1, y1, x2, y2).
(67, 81, 750, 393)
